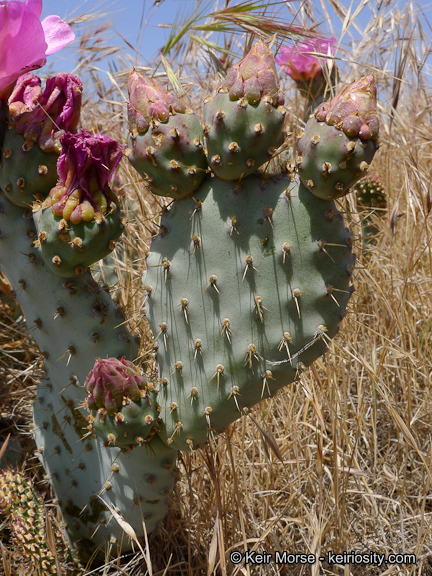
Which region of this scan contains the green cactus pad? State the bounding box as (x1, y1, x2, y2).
(353, 174, 387, 210)
(0, 130, 59, 208)
(87, 390, 160, 449)
(297, 118, 377, 200)
(0, 192, 177, 559)
(32, 203, 124, 277)
(203, 92, 285, 180)
(127, 111, 208, 199)
(143, 174, 355, 450)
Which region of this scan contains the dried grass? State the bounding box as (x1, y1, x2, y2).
(1, 0, 432, 574)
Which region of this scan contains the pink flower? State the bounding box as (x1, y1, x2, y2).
(0, 0, 75, 95)
(276, 37, 336, 82)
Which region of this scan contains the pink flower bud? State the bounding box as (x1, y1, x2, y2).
(85, 357, 147, 416)
(319, 75, 379, 141)
(127, 70, 185, 132)
(9, 73, 82, 151)
(223, 41, 282, 106)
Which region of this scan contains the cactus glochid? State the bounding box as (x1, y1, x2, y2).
(0, 38, 381, 562)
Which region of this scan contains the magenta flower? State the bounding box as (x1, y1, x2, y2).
(276, 37, 336, 83)
(8, 72, 82, 150)
(0, 0, 75, 96)
(49, 130, 124, 223)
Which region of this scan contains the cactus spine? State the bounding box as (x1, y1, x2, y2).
(0, 40, 381, 563)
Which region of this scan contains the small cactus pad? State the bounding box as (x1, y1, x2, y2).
(33, 130, 124, 277)
(203, 41, 286, 181)
(144, 174, 355, 450)
(84, 357, 160, 448)
(126, 71, 207, 199)
(0, 73, 83, 208)
(297, 75, 379, 200)
(353, 174, 387, 210)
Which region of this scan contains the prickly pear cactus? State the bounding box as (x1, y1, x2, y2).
(143, 174, 355, 450)
(126, 71, 208, 199)
(0, 189, 177, 561)
(32, 131, 125, 277)
(203, 41, 286, 180)
(0, 73, 82, 208)
(84, 357, 160, 448)
(297, 75, 379, 199)
(0, 76, 178, 561)
(0, 37, 381, 563)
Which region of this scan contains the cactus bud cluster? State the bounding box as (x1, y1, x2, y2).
(84, 357, 159, 449)
(32, 130, 124, 276)
(297, 75, 379, 199)
(126, 71, 207, 199)
(203, 40, 286, 181)
(0, 73, 82, 208)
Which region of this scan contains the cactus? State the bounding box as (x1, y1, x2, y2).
(84, 357, 160, 448)
(297, 75, 379, 200)
(203, 40, 286, 180)
(0, 73, 82, 208)
(144, 173, 355, 449)
(352, 174, 387, 247)
(0, 467, 74, 575)
(126, 71, 208, 199)
(0, 39, 381, 564)
(32, 130, 124, 277)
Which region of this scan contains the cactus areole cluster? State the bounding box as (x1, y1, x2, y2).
(0, 38, 380, 562)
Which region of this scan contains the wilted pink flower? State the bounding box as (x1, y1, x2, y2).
(0, 0, 75, 96)
(8, 72, 82, 151)
(276, 37, 336, 82)
(49, 130, 124, 223)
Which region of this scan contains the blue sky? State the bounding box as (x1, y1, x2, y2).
(39, 0, 431, 84)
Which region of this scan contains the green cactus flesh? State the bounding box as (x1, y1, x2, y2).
(0, 193, 177, 560)
(297, 118, 377, 200)
(0, 130, 59, 208)
(144, 173, 355, 450)
(203, 93, 285, 181)
(127, 111, 208, 199)
(32, 202, 124, 277)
